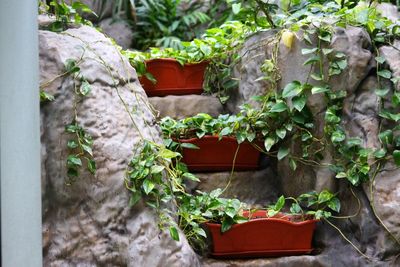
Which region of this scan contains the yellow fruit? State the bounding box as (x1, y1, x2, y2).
(282, 31, 295, 49)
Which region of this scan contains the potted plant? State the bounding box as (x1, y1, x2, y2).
(177, 189, 340, 258)
(161, 112, 264, 172)
(122, 21, 247, 98)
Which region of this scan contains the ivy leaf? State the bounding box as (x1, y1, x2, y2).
(375, 88, 390, 97)
(159, 148, 180, 159)
(322, 48, 334, 55)
(143, 179, 155, 195)
(277, 147, 289, 160)
(67, 140, 79, 149)
(328, 198, 341, 213)
(373, 148, 387, 159)
(310, 73, 323, 81)
(169, 226, 180, 241)
(375, 56, 386, 64)
(129, 191, 141, 207)
(67, 155, 82, 167)
(82, 144, 93, 156)
(301, 48, 318, 55)
(80, 80, 91, 96)
(393, 150, 400, 166)
(194, 227, 207, 238)
(276, 128, 287, 139)
(392, 92, 400, 107)
(335, 172, 347, 179)
(270, 102, 287, 113)
(282, 81, 302, 98)
(221, 218, 234, 233)
(312, 86, 330, 94)
(183, 172, 200, 182)
(377, 70, 392, 79)
(303, 55, 320, 66)
(181, 143, 200, 149)
(379, 130, 393, 145)
(264, 137, 275, 151)
(318, 190, 333, 203)
(292, 96, 307, 111)
(232, 3, 241, 14)
(331, 130, 345, 143)
(87, 159, 96, 174)
(290, 203, 302, 214)
(150, 165, 165, 174)
(220, 127, 232, 137)
(289, 158, 297, 170)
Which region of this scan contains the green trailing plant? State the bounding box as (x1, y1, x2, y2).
(43, 0, 96, 32)
(124, 20, 248, 103)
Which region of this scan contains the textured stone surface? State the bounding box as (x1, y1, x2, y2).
(187, 165, 280, 207)
(99, 18, 134, 49)
(376, 3, 400, 23)
(40, 26, 199, 266)
(149, 95, 225, 119)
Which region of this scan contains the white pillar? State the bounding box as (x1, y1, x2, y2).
(0, 1, 42, 266)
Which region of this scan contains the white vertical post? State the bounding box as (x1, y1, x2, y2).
(0, 1, 42, 266)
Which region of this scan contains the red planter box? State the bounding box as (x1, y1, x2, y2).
(139, 58, 208, 97)
(206, 210, 318, 258)
(178, 136, 261, 172)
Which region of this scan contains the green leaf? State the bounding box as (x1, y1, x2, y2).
(270, 102, 287, 113)
(129, 191, 141, 207)
(312, 86, 330, 94)
(150, 165, 165, 174)
(159, 148, 179, 159)
(377, 70, 392, 79)
(318, 190, 333, 203)
(180, 143, 200, 149)
(264, 137, 275, 151)
(276, 128, 286, 139)
(331, 130, 345, 143)
(169, 226, 180, 241)
(183, 172, 200, 182)
(282, 81, 302, 98)
(87, 159, 96, 174)
(393, 150, 400, 166)
(80, 80, 91, 96)
(375, 88, 390, 97)
(310, 73, 323, 81)
(67, 155, 82, 167)
(82, 144, 93, 156)
(232, 3, 241, 14)
(220, 127, 232, 137)
(373, 148, 387, 159)
(221, 218, 234, 233)
(375, 56, 386, 64)
(379, 130, 393, 145)
(290, 203, 302, 214)
(67, 140, 79, 149)
(289, 158, 297, 170)
(194, 227, 207, 238)
(292, 96, 307, 112)
(322, 48, 334, 55)
(277, 147, 289, 160)
(143, 179, 155, 195)
(301, 48, 318, 55)
(335, 172, 347, 179)
(303, 55, 320, 66)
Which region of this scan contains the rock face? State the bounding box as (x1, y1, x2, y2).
(99, 18, 134, 49)
(40, 26, 199, 266)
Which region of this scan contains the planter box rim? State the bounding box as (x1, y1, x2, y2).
(145, 58, 209, 65)
(205, 217, 319, 228)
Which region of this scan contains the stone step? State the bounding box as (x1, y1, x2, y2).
(149, 94, 225, 119)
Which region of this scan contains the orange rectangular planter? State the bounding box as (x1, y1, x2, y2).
(139, 58, 208, 97)
(178, 136, 261, 172)
(205, 210, 318, 258)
